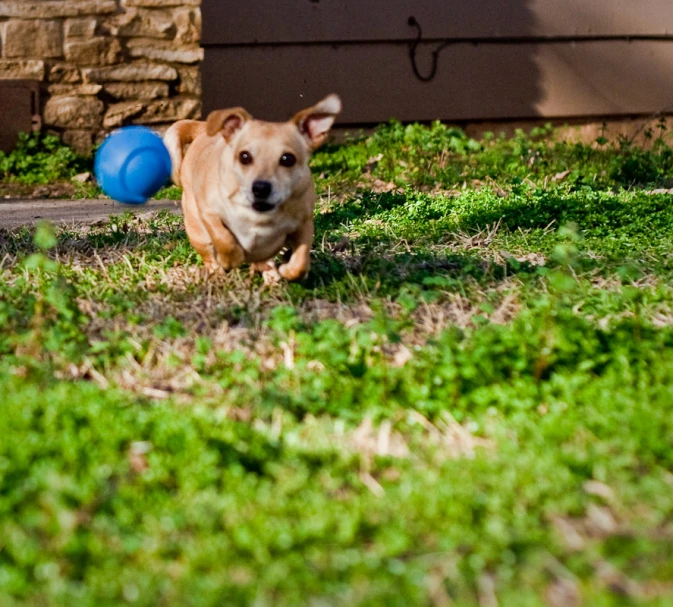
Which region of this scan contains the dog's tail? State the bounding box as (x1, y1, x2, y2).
(163, 120, 207, 187)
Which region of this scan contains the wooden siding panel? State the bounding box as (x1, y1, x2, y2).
(202, 41, 673, 123)
(0, 80, 39, 152)
(202, 1, 673, 45)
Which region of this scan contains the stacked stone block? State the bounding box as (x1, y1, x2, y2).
(0, 0, 202, 152)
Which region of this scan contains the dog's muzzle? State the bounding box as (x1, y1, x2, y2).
(252, 200, 275, 213)
(251, 180, 275, 213)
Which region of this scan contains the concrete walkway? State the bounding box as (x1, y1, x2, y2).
(0, 198, 181, 229)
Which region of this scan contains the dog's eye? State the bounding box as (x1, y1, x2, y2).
(239, 151, 253, 165)
(280, 153, 296, 167)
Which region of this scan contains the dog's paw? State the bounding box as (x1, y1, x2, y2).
(278, 263, 308, 282)
(249, 260, 282, 285)
(250, 260, 275, 273)
(262, 267, 282, 286)
(216, 246, 245, 270)
(203, 259, 223, 275)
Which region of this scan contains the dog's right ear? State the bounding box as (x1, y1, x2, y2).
(206, 107, 252, 139)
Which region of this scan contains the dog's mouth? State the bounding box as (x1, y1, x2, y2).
(251, 200, 275, 213)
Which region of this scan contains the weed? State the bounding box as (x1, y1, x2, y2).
(0, 132, 91, 185)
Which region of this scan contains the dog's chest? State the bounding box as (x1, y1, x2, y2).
(224, 208, 300, 261)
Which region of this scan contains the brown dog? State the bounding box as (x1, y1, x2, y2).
(163, 94, 341, 281)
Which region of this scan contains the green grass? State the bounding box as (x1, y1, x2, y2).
(2, 121, 673, 605)
(0, 133, 91, 185)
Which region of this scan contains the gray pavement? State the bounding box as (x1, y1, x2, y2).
(0, 198, 181, 229)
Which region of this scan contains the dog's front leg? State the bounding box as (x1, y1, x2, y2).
(202, 211, 246, 270)
(279, 219, 314, 281)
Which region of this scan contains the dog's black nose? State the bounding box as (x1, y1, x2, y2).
(252, 180, 272, 200)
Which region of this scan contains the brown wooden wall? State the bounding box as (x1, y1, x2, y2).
(201, 1, 673, 125)
(0, 80, 40, 152)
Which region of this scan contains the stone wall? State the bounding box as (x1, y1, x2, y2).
(0, 0, 202, 152)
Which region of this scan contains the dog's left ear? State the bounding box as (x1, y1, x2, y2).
(292, 94, 341, 150)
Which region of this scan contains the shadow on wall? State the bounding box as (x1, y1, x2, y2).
(200, 0, 673, 127)
(199, 0, 542, 124)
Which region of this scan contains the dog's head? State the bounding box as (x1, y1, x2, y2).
(206, 94, 341, 213)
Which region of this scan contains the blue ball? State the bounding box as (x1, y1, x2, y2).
(94, 126, 172, 204)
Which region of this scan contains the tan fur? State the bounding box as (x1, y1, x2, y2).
(163, 120, 206, 186)
(164, 95, 341, 280)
